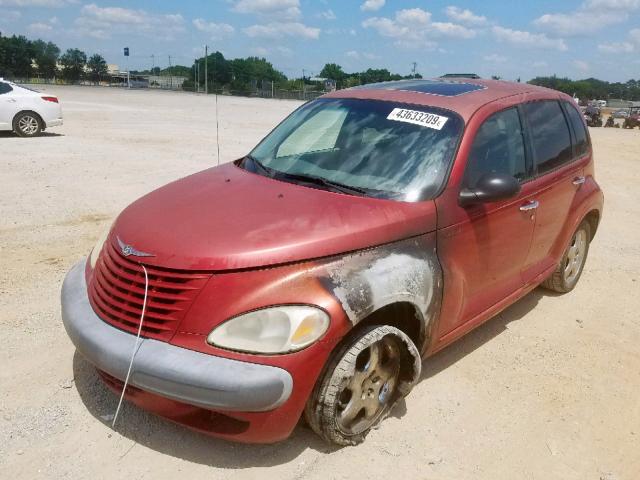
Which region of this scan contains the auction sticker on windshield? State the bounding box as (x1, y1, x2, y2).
(387, 108, 448, 130)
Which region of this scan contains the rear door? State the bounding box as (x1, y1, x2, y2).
(0, 82, 16, 130)
(521, 100, 588, 281)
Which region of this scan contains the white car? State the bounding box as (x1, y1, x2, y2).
(0, 78, 63, 137)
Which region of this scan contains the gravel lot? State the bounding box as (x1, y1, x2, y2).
(1, 85, 639, 480)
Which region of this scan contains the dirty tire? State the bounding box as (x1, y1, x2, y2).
(305, 325, 421, 446)
(541, 220, 591, 293)
(14, 111, 43, 137)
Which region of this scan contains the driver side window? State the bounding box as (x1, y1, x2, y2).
(465, 107, 527, 188)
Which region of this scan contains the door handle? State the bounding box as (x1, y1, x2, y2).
(572, 176, 586, 186)
(519, 200, 539, 211)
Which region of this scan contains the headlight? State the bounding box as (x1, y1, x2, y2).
(207, 306, 330, 354)
(89, 222, 113, 268)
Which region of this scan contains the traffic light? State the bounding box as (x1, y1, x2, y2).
(124, 47, 129, 57)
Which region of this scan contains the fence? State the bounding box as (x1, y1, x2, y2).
(8, 76, 327, 101)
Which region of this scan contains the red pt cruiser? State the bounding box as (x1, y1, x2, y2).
(62, 79, 603, 445)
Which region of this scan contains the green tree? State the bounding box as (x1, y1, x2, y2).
(87, 53, 108, 82)
(320, 63, 345, 82)
(0, 33, 35, 77)
(32, 39, 59, 78)
(59, 48, 86, 82)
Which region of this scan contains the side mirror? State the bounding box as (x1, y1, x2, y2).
(459, 172, 521, 207)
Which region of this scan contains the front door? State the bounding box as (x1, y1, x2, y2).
(436, 106, 536, 337)
(0, 82, 17, 130)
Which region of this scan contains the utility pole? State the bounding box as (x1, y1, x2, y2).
(204, 45, 208, 95)
(195, 59, 199, 93)
(411, 62, 417, 78)
(302, 68, 305, 99)
(168, 55, 173, 89)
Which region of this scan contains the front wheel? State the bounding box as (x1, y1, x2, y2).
(305, 325, 421, 446)
(541, 220, 591, 293)
(14, 111, 42, 137)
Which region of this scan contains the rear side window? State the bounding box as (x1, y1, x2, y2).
(0, 82, 13, 95)
(564, 102, 589, 157)
(523, 101, 572, 175)
(465, 107, 527, 187)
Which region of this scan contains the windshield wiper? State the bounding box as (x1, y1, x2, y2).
(275, 171, 372, 196)
(244, 155, 277, 178)
(244, 155, 377, 197)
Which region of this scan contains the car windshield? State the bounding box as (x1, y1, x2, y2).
(246, 98, 463, 202)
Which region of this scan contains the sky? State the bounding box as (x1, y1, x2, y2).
(0, 0, 639, 81)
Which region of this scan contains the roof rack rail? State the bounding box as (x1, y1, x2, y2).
(440, 73, 481, 79)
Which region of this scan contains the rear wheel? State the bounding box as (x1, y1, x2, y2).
(14, 111, 42, 137)
(541, 220, 591, 293)
(305, 325, 421, 446)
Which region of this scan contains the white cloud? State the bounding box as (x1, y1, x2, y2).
(630, 28, 640, 43)
(484, 53, 507, 63)
(317, 9, 336, 20)
(243, 21, 320, 39)
(394, 8, 431, 25)
(345, 50, 379, 60)
(584, 0, 640, 9)
(360, 0, 385, 12)
(431, 21, 476, 38)
(193, 18, 235, 40)
(492, 26, 568, 51)
(251, 46, 269, 56)
(2, 10, 21, 21)
(73, 4, 185, 40)
(27, 21, 53, 33)
(573, 60, 590, 72)
(362, 8, 476, 48)
(444, 6, 487, 26)
(534, 0, 640, 36)
(232, 0, 301, 21)
(0, 0, 76, 6)
(598, 41, 634, 53)
(532, 60, 548, 68)
(276, 46, 292, 56)
(534, 11, 627, 36)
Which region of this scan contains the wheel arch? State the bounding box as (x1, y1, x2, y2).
(348, 301, 426, 353)
(584, 209, 600, 241)
(13, 110, 44, 131)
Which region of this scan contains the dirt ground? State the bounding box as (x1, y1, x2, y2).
(1, 86, 639, 480)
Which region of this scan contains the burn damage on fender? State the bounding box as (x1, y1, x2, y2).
(319, 235, 442, 347)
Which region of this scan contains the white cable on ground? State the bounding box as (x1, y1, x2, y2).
(111, 264, 149, 429)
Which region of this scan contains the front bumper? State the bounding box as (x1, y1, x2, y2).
(61, 260, 293, 412)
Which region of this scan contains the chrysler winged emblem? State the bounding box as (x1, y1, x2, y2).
(117, 237, 155, 258)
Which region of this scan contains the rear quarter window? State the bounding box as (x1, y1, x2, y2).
(523, 100, 573, 175)
(0, 82, 13, 95)
(564, 102, 590, 157)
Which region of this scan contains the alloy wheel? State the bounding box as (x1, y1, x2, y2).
(335, 336, 401, 435)
(18, 115, 39, 136)
(564, 228, 588, 284)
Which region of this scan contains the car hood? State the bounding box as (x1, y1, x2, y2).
(110, 163, 437, 271)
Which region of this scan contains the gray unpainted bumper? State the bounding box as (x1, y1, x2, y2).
(61, 260, 293, 412)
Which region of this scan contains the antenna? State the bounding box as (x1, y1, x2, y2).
(215, 91, 220, 166)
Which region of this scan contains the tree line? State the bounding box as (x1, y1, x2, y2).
(0, 32, 108, 82)
(3, 31, 640, 99)
(529, 76, 640, 101)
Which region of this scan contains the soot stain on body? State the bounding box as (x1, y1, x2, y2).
(320, 236, 442, 331)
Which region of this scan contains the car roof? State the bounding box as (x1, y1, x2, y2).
(323, 78, 566, 122)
